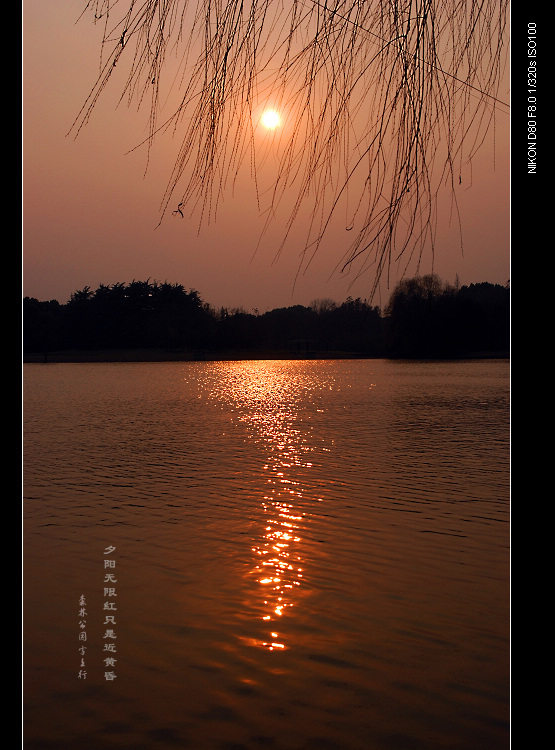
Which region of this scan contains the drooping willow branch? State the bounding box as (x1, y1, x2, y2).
(71, 0, 509, 296)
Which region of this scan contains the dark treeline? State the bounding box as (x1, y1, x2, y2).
(23, 275, 509, 359)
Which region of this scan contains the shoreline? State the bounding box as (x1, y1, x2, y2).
(22, 348, 510, 364)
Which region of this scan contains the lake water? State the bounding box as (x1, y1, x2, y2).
(23, 359, 510, 749)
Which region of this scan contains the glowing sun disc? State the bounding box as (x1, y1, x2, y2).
(261, 110, 280, 129)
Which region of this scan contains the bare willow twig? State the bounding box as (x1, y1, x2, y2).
(71, 0, 509, 297)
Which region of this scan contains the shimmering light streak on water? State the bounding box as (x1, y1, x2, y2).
(199, 362, 330, 650)
(23, 359, 510, 750)
(199, 362, 339, 650)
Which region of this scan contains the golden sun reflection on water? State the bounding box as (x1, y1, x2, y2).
(205, 361, 325, 651)
(253, 494, 304, 649)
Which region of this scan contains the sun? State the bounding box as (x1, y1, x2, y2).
(260, 109, 280, 129)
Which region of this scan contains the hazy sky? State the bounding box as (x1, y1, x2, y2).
(23, 1, 510, 313)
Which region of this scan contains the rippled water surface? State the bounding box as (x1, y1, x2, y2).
(23, 359, 510, 749)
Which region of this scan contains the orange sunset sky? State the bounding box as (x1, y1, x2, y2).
(23, 1, 510, 312)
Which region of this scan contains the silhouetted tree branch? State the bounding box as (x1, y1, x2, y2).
(71, 1, 509, 296)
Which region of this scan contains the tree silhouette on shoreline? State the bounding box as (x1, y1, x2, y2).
(23, 276, 509, 358)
